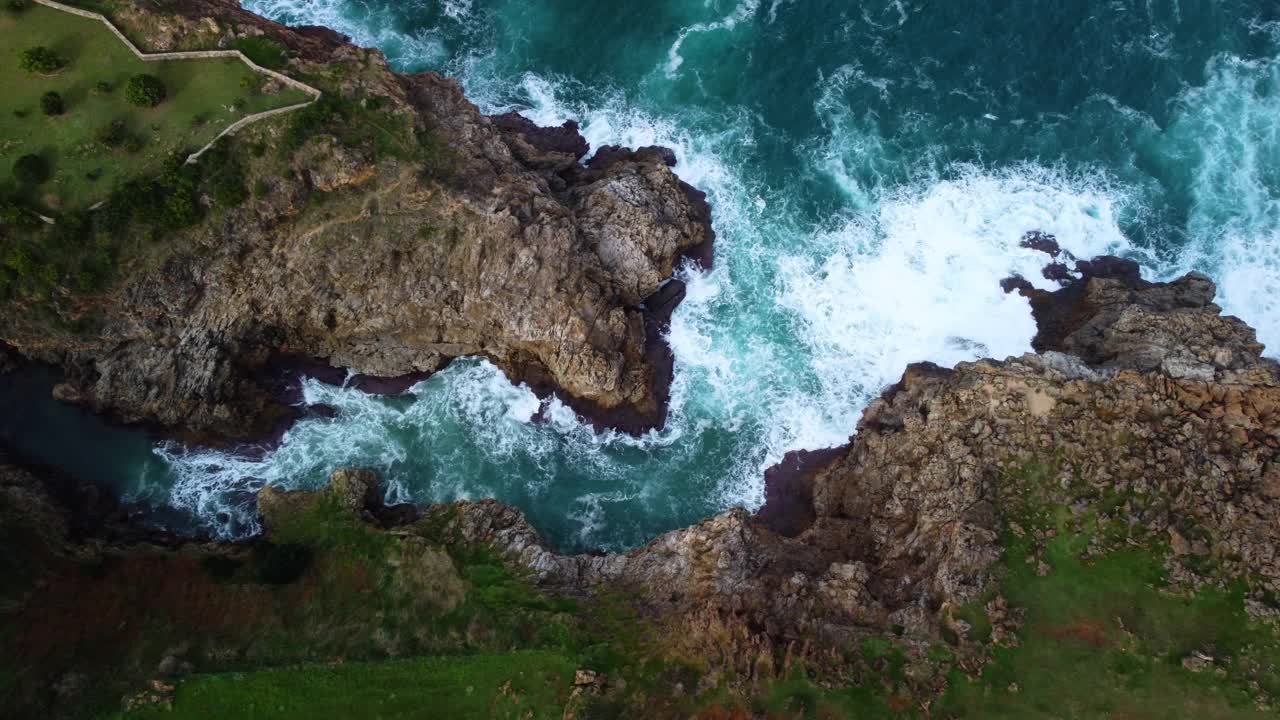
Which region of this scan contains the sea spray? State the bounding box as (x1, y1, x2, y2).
(4, 0, 1272, 551)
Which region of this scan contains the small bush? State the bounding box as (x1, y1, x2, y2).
(232, 36, 287, 70)
(239, 74, 263, 92)
(7, 0, 28, 14)
(93, 80, 111, 93)
(19, 46, 63, 73)
(39, 91, 64, 116)
(202, 141, 248, 207)
(252, 178, 270, 198)
(124, 73, 166, 107)
(0, 196, 36, 227)
(13, 154, 49, 186)
(96, 119, 130, 148)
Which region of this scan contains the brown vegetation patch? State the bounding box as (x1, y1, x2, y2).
(1043, 620, 1109, 648)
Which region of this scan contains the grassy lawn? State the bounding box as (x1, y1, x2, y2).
(112, 652, 579, 720)
(0, 3, 308, 211)
(932, 527, 1280, 718)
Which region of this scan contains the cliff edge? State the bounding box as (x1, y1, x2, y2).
(0, 0, 712, 440)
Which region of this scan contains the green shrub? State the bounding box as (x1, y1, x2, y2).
(231, 36, 287, 70)
(18, 46, 63, 73)
(96, 119, 130, 148)
(212, 173, 246, 206)
(7, 0, 28, 14)
(162, 185, 199, 227)
(93, 80, 111, 93)
(124, 73, 166, 107)
(202, 141, 248, 208)
(0, 196, 36, 227)
(252, 178, 270, 198)
(39, 91, 63, 116)
(13, 154, 49, 185)
(239, 73, 263, 92)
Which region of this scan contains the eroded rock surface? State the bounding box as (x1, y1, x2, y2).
(7, 256, 1280, 712)
(425, 259, 1280, 672)
(0, 0, 711, 440)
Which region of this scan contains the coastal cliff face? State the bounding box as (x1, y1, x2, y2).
(5, 1, 1280, 717)
(6, 259, 1280, 717)
(0, 0, 712, 439)
(431, 257, 1280, 672)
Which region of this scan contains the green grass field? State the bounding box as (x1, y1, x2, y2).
(113, 652, 578, 720)
(0, 3, 308, 210)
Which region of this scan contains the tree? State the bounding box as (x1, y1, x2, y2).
(40, 91, 64, 116)
(19, 46, 63, 73)
(13, 154, 49, 186)
(124, 74, 166, 107)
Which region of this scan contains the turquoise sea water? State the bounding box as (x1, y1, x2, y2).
(6, 0, 1280, 551)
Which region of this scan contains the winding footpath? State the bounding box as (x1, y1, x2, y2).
(31, 0, 321, 164)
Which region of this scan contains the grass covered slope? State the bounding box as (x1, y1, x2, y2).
(0, 2, 307, 210)
(108, 528, 1280, 720)
(114, 652, 579, 720)
(932, 482, 1280, 720)
(5, 459, 1280, 719)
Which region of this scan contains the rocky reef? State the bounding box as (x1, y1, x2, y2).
(0, 0, 712, 440)
(428, 254, 1280, 674)
(4, 0, 1280, 716)
(7, 255, 1280, 717)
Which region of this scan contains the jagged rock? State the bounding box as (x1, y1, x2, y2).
(428, 260, 1280, 675)
(8, 255, 1280, 707)
(0, 0, 713, 442)
(1182, 652, 1215, 673)
(327, 468, 378, 512)
(296, 135, 377, 192)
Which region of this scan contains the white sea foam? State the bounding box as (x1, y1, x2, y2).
(665, 0, 761, 77)
(151, 0, 1280, 551)
(241, 0, 447, 68)
(780, 166, 1136, 399)
(1162, 52, 1280, 350)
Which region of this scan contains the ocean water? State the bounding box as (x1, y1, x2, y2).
(7, 0, 1280, 551)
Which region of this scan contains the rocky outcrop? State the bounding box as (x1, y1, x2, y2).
(8, 252, 1280, 710)
(424, 257, 1280, 673)
(0, 0, 712, 441)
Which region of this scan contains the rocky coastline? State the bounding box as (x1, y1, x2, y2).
(5, 0, 1280, 716)
(0, 0, 713, 444)
(8, 249, 1280, 717)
